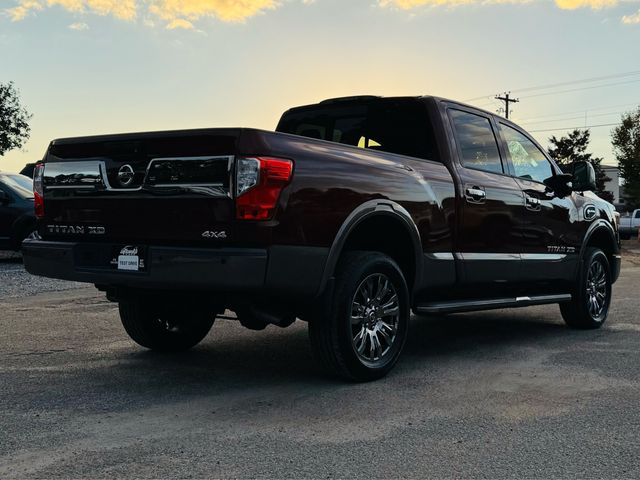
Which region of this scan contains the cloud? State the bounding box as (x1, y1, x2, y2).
(7, 0, 136, 21)
(68, 21, 89, 29)
(5, 0, 279, 26)
(5, 0, 640, 27)
(622, 8, 640, 21)
(6, 0, 43, 21)
(378, 0, 640, 23)
(379, 0, 622, 10)
(148, 0, 278, 24)
(554, 0, 618, 9)
(166, 18, 195, 29)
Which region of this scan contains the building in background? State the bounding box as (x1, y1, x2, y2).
(602, 165, 625, 208)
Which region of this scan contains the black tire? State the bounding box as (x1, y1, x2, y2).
(119, 298, 214, 352)
(560, 247, 612, 330)
(10, 220, 36, 251)
(309, 251, 410, 382)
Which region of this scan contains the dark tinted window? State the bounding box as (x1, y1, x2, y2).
(277, 99, 439, 162)
(635, 210, 640, 219)
(449, 109, 503, 174)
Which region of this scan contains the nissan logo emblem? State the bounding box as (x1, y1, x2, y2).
(117, 164, 135, 187)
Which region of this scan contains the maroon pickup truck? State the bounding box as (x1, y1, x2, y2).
(23, 96, 621, 381)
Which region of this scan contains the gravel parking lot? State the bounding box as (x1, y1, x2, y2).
(1, 249, 639, 479)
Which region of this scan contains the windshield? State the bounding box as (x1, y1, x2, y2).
(1, 174, 34, 198)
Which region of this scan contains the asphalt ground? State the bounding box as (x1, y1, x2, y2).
(0, 249, 639, 479)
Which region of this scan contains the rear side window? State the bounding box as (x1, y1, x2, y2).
(449, 109, 503, 174)
(500, 123, 553, 184)
(276, 99, 440, 162)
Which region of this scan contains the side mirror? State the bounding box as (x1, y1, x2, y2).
(543, 173, 573, 197)
(0, 190, 11, 205)
(572, 161, 596, 192)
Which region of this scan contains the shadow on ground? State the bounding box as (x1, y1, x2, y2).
(20, 308, 576, 414)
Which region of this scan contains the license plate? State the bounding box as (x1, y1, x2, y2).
(112, 246, 146, 271)
(118, 255, 140, 271)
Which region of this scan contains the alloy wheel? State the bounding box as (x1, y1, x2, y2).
(350, 273, 400, 363)
(586, 258, 608, 319)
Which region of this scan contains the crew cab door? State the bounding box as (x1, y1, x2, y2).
(447, 107, 524, 287)
(497, 122, 580, 283)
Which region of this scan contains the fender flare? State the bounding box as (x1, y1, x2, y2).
(317, 199, 423, 296)
(575, 220, 619, 276)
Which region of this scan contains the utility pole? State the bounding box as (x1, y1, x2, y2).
(495, 92, 519, 119)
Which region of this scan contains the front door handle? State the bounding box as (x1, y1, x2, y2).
(525, 195, 541, 211)
(465, 186, 486, 204)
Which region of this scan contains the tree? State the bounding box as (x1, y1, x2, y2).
(612, 107, 640, 209)
(548, 129, 614, 203)
(0, 81, 32, 157)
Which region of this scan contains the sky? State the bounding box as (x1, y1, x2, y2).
(1, 0, 640, 173)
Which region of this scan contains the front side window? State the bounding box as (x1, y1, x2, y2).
(449, 109, 503, 174)
(500, 124, 554, 184)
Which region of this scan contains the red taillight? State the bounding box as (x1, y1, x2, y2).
(236, 157, 293, 220)
(33, 162, 45, 219)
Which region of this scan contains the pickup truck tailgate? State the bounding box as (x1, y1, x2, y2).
(40, 129, 240, 245)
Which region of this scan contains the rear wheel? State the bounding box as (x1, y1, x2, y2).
(119, 298, 214, 352)
(560, 247, 612, 329)
(309, 251, 410, 381)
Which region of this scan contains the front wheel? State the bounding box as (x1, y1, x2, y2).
(560, 247, 612, 329)
(119, 298, 215, 352)
(309, 251, 410, 381)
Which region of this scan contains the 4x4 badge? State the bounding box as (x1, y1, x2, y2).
(202, 231, 227, 239)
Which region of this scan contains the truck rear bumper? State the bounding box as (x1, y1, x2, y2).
(22, 239, 328, 297)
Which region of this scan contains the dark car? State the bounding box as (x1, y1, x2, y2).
(0, 173, 36, 251)
(22, 95, 621, 381)
(20, 163, 37, 179)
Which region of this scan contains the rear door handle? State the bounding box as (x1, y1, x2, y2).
(465, 186, 486, 204)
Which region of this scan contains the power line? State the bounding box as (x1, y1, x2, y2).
(510, 70, 640, 94)
(528, 122, 619, 133)
(521, 78, 640, 99)
(520, 110, 626, 126)
(464, 69, 640, 102)
(515, 101, 640, 123)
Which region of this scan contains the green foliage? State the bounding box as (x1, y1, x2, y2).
(612, 107, 640, 209)
(0, 81, 32, 157)
(548, 129, 614, 203)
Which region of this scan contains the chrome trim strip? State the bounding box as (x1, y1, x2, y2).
(425, 253, 455, 261)
(43, 160, 105, 189)
(521, 253, 567, 261)
(453, 253, 569, 261)
(455, 253, 520, 261)
(43, 156, 234, 197)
